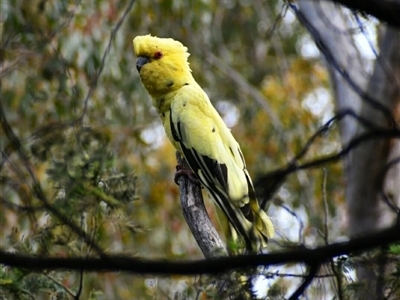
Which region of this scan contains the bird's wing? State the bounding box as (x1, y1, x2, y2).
(169, 84, 257, 247)
(170, 85, 249, 200)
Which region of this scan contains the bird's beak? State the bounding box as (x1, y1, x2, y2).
(136, 56, 150, 72)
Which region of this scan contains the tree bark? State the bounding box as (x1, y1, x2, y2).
(296, 1, 400, 298)
(176, 152, 228, 259)
(347, 25, 400, 235)
(346, 25, 400, 299)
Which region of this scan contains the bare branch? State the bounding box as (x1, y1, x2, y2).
(258, 113, 400, 206)
(206, 53, 283, 131)
(75, 0, 136, 123)
(0, 103, 105, 257)
(0, 223, 398, 275)
(289, 264, 319, 300)
(379, 156, 400, 214)
(176, 153, 228, 259)
(291, 2, 397, 127)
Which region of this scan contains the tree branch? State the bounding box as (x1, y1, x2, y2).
(327, 0, 400, 29)
(176, 152, 228, 258)
(0, 103, 106, 258)
(258, 119, 400, 206)
(1, 223, 399, 275)
(75, 0, 136, 123)
(291, 2, 397, 127)
(289, 264, 319, 300)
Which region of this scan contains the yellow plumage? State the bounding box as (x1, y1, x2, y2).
(133, 34, 274, 251)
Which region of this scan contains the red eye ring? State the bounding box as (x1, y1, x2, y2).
(153, 51, 163, 59)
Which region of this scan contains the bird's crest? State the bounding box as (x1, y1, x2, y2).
(133, 35, 190, 67)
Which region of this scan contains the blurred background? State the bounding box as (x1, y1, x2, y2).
(1, 0, 398, 299)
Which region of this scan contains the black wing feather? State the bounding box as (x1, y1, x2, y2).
(169, 105, 254, 250)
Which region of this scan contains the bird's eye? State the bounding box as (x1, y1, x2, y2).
(153, 51, 163, 59)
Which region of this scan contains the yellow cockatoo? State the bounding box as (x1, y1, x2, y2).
(133, 35, 274, 252)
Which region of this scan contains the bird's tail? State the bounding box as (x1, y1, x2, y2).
(248, 199, 274, 249)
(224, 198, 274, 252)
(206, 180, 274, 252)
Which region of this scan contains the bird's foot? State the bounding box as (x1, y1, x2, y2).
(174, 164, 200, 185)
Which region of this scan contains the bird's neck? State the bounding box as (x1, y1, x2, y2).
(152, 93, 174, 115)
(150, 76, 197, 114)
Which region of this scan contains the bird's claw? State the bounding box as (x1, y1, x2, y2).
(174, 164, 200, 185)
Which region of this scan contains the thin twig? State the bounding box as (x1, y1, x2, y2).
(206, 53, 283, 131)
(75, 0, 136, 123)
(322, 168, 329, 244)
(288, 264, 319, 300)
(44, 274, 76, 298)
(258, 108, 390, 207)
(264, 271, 333, 279)
(378, 156, 400, 214)
(321, 169, 345, 299)
(258, 125, 400, 204)
(0, 100, 105, 257)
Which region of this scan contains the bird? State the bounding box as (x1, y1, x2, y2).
(133, 34, 274, 252)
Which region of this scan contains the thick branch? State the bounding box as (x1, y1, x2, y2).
(176, 153, 227, 258)
(1, 223, 399, 275)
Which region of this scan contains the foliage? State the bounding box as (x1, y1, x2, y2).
(1, 0, 399, 299)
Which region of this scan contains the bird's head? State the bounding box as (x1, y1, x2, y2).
(133, 35, 193, 98)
